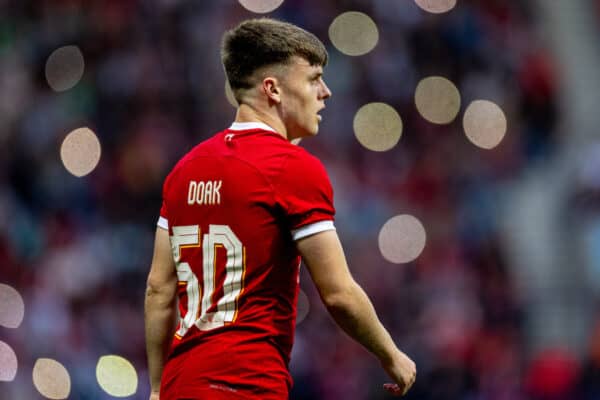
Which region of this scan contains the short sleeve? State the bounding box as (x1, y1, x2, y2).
(157, 173, 172, 230)
(157, 202, 169, 230)
(274, 150, 336, 240)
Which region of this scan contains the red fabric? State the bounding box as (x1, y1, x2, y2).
(160, 335, 290, 399)
(158, 127, 335, 394)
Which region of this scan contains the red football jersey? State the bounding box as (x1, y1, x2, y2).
(157, 122, 335, 399)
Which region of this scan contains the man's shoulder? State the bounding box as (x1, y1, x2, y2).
(285, 144, 322, 165)
(247, 138, 329, 187)
(162, 129, 227, 186)
(163, 126, 326, 188)
(174, 129, 229, 164)
(280, 144, 327, 175)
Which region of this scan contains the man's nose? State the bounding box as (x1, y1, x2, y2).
(320, 80, 332, 99)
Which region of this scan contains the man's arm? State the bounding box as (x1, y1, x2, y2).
(145, 227, 178, 399)
(296, 229, 416, 396)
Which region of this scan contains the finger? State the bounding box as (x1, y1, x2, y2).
(402, 378, 415, 396)
(383, 383, 404, 396)
(402, 384, 410, 396)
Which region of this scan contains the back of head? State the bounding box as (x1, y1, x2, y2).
(221, 18, 328, 102)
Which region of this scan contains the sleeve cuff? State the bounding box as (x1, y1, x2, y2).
(292, 220, 335, 241)
(157, 216, 169, 230)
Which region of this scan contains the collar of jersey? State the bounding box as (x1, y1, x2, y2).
(228, 122, 277, 133)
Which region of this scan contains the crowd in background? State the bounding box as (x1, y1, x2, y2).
(1, 0, 596, 398)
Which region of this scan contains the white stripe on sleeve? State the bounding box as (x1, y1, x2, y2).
(157, 216, 169, 230)
(292, 220, 335, 241)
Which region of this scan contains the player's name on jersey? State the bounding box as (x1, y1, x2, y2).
(187, 180, 222, 205)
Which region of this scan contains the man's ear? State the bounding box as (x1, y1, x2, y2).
(262, 77, 282, 104)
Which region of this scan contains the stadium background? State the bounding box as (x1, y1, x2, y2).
(1, 0, 600, 398)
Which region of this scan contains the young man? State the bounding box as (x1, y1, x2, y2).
(145, 18, 416, 399)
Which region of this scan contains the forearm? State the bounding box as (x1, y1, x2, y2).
(144, 287, 177, 392)
(324, 282, 399, 363)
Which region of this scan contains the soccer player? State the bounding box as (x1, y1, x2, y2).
(144, 18, 416, 400)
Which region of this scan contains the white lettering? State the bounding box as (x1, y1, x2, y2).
(187, 181, 197, 205)
(187, 180, 223, 206)
(204, 181, 213, 205)
(213, 180, 222, 204)
(196, 181, 205, 204)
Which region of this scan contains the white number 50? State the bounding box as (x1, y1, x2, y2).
(170, 224, 245, 336)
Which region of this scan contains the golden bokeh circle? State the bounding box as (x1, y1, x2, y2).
(32, 358, 71, 399)
(414, 0, 457, 14)
(0, 283, 25, 329)
(378, 214, 427, 264)
(415, 76, 461, 124)
(353, 102, 402, 152)
(0, 341, 18, 382)
(96, 355, 138, 397)
(463, 100, 507, 149)
(60, 127, 102, 177)
(238, 0, 284, 13)
(329, 12, 379, 56)
(45, 45, 85, 92)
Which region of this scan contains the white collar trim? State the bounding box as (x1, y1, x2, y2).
(229, 122, 277, 133)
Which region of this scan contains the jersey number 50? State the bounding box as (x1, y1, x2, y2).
(170, 224, 245, 337)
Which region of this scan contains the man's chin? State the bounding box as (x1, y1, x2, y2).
(292, 129, 318, 140)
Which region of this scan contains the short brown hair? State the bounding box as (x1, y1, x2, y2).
(221, 18, 328, 98)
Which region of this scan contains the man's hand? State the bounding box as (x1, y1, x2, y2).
(381, 350, 416, 396)
(149, 390, 160, 400)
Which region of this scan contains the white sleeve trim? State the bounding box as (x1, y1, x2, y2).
(292, 220, 335, 241)
(157, 216, 169, 230)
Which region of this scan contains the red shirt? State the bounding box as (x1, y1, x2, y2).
(157, 122, 335, 398)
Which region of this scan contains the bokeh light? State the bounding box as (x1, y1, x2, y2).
(353, 102, 403, 152)
(0, 341, 18, 382)
(60, 127, 102, 177)
(0, 283, 25, 329)
(45, 45, 85, 92)
(463, 100, 507, 149)
(415, 76, 461, 124)
(378, 214, 427, 264)
(296, 289, 310, 325)
(414, 0, 457, 14)
(238, 0, 284, 13)
(329, 12, 379, 56)
(32, 358, 71, 400)
(225, 80, 239, 108)
(96, 355, 138, 397)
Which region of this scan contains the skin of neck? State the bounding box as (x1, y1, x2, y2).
(235, 103, 288, 139)
(233, 76, 293, 140)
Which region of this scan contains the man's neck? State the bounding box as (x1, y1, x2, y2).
(235, 104, 288, 140)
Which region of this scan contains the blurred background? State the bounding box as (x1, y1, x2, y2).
(1, 0, 600, 399)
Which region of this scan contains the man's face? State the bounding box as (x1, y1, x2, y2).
(278, 57, 332, 140)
